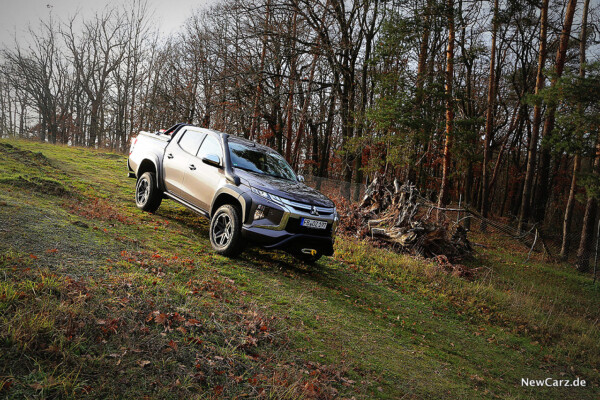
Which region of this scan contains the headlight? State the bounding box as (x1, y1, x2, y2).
(250, 186, 283, 204)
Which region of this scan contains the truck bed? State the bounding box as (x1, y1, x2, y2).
(138, 130, 172, 142)
(128, 130, 173, 178)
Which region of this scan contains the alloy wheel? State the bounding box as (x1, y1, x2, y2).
(136, 178, 150, 205)
(212, 213, 232, 247)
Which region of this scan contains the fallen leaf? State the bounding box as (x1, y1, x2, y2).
(1, 380, 13, 391)
(155, 313, 167, 324)
(185, 318, 202, 327)
(189, 337, 203, 345)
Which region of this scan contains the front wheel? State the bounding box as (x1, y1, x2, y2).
(135, 172, 162, 213)
(210, 204, 244, 257)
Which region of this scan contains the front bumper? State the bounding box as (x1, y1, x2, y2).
(240, 192, 338, 256)
(242, 226, 335, 255)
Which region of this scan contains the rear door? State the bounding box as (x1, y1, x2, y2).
(163, 129, 206, 196)
(181, 133, 224, 211)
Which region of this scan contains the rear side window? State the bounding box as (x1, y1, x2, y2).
(197, 135, 222, 159)
(178, 130, 205, 155)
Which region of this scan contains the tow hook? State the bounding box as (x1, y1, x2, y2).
(301, 248, 318, 256)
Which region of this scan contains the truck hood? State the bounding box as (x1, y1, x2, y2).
(235, 169, 334, 208)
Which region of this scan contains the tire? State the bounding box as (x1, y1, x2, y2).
(209, 204, 244, 257)
(292, 251, 323, 264)
(135, 172, 162, 213)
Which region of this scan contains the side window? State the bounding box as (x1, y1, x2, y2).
(178, 130, 205, 155)
(197, 135, 222, 159)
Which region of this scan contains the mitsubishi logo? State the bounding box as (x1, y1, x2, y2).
(310, 205, 319, 216)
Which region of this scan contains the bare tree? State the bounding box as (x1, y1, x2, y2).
(3, 18, 69, 143)
(63, 8, 126, 148)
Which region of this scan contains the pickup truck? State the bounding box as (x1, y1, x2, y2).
(128, 123, 338, 262)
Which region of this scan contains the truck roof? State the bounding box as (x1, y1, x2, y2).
(227, 135, 276, 154)
(167, 123, 276, 154)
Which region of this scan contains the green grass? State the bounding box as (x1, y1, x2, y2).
(0, 138, 599, 399)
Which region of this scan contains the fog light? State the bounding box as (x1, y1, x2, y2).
(254, 204, 267, 220)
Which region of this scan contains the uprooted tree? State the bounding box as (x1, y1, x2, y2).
(337, 172, 553, 275)
(338, 172, 472, 263)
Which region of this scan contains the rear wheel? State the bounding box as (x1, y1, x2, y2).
(135, 172, 162, 213)
(210, 204, 244, 257)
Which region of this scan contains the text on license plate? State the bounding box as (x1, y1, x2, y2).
(301, 218, 327, 229)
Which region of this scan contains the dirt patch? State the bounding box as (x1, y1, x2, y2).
(0, 195, 122, 271)
(0, 142, 50, 167)
(0, 176, 70, 197)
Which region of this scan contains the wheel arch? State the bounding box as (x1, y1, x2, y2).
(210, 188, 246, 220)
(136, 156, 163, 191)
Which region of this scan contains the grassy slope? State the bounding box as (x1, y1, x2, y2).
(0, 138, 599, 399)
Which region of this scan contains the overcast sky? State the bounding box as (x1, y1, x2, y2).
(0, 0, 219, 46)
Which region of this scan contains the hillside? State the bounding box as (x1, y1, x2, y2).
(0, 139, 599, 399)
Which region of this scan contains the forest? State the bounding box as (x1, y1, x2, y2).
(1, 0, 599, 269)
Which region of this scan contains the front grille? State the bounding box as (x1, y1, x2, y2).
(280, 198, 334, 216)
(285, 217, 332, 236)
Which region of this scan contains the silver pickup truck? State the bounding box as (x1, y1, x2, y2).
(128, 123, 338, 262)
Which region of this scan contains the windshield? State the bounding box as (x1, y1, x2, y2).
(229, 142, 297, 181)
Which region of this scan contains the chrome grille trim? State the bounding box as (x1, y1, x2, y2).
(280, 198, 334, 215)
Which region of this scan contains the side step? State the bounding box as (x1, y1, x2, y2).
(163, 192, 210, 218)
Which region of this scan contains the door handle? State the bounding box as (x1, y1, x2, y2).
(189, 164, 196, 170)
(167, 153, 174, 159)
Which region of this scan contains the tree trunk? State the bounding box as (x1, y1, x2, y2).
(89, 99, 100, 148)
(438, 0, 455, 210)
(292, 35, 320, 168)
(319, 92, 336, 179)
(284, 10, 298, 162)
(561, 0, 589, 260)
(577, 151, 599, 271)
(415, 0, 431, 103)
(517, 0, 548, 234)
(533, 0, 578, 223)
(249, 0, 270, 141)
(480, 0, 499, 228)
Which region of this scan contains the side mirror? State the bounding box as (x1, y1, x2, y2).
(297, 175, 305, 183)
(202, 154, 221, 167)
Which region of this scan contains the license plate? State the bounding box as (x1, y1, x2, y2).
(301, 218, 327, 229)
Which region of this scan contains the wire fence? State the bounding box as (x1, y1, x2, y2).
(303, 174, 366, 202)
